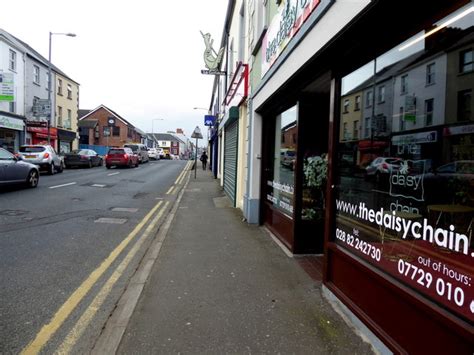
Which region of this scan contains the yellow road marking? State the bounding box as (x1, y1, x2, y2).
(166, 162, 190, 194)
(21, 201, 164, 355)
(57, 201, 170, 354)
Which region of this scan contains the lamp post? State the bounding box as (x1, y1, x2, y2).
(47, 32, 76, 146)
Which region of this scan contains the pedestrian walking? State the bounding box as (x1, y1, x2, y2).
(200, 151, 208, 170)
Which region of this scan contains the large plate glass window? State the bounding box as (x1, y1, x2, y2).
(334, 3, 473, 323)
(266, 106, 297, 218)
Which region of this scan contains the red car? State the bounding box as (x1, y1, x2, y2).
(105, 147, 139, 169)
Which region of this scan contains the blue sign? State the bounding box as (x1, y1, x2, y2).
(204, 115, 216, 126)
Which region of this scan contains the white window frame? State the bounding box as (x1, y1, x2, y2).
(57, 78, 63, 95)
(9, 49, 16, 71)
(424, 98, 434, 126)
(33, 65, 40, 84)
(426, 63, 435, 85)
(67, 84, 72, 99)
(378, 86, 385, 103)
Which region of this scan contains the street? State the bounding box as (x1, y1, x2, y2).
(0, 160, 189, 353)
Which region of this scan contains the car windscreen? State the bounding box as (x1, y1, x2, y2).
(20, 146, 45, 153)
(108, 149, 125, 154)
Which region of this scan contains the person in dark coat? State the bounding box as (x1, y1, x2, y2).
(200, 151, 208, 170)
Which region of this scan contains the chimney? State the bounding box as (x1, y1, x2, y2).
(176, 128, 184, 134)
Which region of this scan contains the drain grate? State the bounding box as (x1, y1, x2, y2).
(0, 210, 29, 216)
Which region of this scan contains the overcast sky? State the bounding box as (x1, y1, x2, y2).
(2, 0, 227, 145)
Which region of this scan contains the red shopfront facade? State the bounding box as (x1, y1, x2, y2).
(27, 125, 58, 149)
(255, 0, 473, 352)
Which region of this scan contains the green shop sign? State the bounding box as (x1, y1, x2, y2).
(0, 72, 14, 102)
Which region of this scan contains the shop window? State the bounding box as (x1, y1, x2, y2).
(265, 106, 297, 218)
(334, 2, 473, 324)
(459, 48, 473, 73)
(353, 120, 359, 139)
(457, 89, 471, 122)
(426, 63, 435, 85)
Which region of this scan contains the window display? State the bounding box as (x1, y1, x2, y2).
(334, 3, 473, 322)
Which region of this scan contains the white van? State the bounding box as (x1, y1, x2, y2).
(123, 143, 149, 163)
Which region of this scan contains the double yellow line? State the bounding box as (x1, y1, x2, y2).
(166, 160, 192, 195)
(21, 163, 190, 354)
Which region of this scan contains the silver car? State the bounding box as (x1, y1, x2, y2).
(19, 145, 63, 175)
(0, 147, 40, 188)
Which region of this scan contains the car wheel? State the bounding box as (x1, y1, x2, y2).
(106, 164, 111, 169)
(128, 160, 133, 168)
(58, 164, 63, 173)
(49, 163, 55, 175)
(88, 160, 93, 169)
(26, 170, 39, 188)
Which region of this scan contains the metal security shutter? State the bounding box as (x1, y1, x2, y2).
(223, 119, 238, 206)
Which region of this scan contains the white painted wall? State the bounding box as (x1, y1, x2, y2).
(0, 34, 25, 115)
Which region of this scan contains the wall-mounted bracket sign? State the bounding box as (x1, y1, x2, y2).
(0, 71, 14, 101)
(200, 31, 226, 75)
(204, 115, 216, 126)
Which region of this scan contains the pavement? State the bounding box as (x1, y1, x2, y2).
(93, 166, 376, 354)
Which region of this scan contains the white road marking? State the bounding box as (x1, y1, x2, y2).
(91, 184, 107, 188)
(94, 218, 127, 224)
(111, 208, 138, 213)
(107, 172, 120, 176)
(49, 182, 77, 189)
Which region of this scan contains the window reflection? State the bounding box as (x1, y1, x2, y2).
(335, 3, 474, 322)
(266, 106, 297, 218)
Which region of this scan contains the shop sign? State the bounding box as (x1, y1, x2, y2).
(391, 131, 437, 145)
(199, 31, 225, 74)
(404, 95, 416, 122)
(0, 72, 14, 101)
(262, 0, 322, 76)
(443, 123, 474, 136)
(0, 115, 24, 131)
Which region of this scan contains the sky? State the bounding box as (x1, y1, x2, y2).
(1, 0, 227, 146)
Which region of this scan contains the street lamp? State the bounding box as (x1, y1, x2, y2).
(151, 118, 164, 148)
(47, 32, 76, 145)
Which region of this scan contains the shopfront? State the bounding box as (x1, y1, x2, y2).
(0, 113, 25, 152)
(253, 0, 473, 352)
(58, 128, 77, 154)
(26, 123, 57, 149)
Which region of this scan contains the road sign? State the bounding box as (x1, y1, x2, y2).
(204, 115, 216, 126)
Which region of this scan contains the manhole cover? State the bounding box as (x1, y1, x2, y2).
(0, 210, 29, 216)
(94, 218, 127, 224)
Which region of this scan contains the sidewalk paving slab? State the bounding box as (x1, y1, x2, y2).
(115, 170, 375, 354)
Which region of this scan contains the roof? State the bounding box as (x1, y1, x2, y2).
(149, 133, 180, 142)
(78, 104, 134, 128)
(78, 119, 98, 128)
(78, 109, 91, 119)
(0, 28, 80, 85)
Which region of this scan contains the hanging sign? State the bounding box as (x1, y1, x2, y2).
(200, 31, 226, 75)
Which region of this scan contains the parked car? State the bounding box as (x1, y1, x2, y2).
(105, 147, 139, 169)
(365, 157, 402, 181)
(19, 144, 63, 175)
(64, 149, 103, 168)
(157, 148, 165, 159)
(123, 143, 149, 163)
(148, 148, 160, 160)
(280, 149, 296, 170)
(0, 147, 40, 188)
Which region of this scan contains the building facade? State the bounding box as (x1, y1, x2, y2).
(211, 0, 474, 352)
(55, 73, 79, 153)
